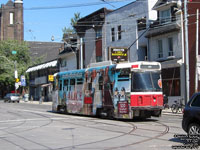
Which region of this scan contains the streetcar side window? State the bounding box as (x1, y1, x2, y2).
(64, 79, 68, 91)
(70, 79, 75, 85)
(99, 76, 103, 90)
(77, 78, 83, 85)
(69, 79, 75, 91)
(59, 80, 62, 91)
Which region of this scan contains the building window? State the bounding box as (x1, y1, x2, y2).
(168, 37, 174, 56)
(96, 29, 102, 38)
(111, 28, 115, 42)
(96, 56, 102, 62)
(10, 12, 14, 25)
(160, 9, 171, 24)
(158, 40, 163, 58)
(117, 25, 122, 40)
(61, 59, 67, 67)
(137, 17, 146, 31)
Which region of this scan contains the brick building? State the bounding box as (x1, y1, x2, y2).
(0, 0, 23, 41)
(187, 0, 200, 97)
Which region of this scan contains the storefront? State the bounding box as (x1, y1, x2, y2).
(26, 60, 58, 101)
(160, 59, 186, 106)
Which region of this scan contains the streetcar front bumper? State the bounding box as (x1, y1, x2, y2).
(131, 106, 163, 110)
(131, 106, 163, 117)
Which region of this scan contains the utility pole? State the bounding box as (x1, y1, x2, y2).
(184, 0, 190, 103)
(195, 9, 199, 92)
(14, 60, 18, 93)
(80, 37, 83, 69)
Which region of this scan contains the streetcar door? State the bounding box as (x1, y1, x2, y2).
(58, 79, 63, 104)
(63, 79, 69, 102)
(114, 69, 131, 114)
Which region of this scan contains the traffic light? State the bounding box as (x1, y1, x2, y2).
(15, 78, 19, 83)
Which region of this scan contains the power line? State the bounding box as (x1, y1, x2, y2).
(24, 0, 134, 10)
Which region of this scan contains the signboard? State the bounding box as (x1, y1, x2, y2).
(15, 70, 18, 78)
(15, 83, 19, 90)
(110, 47, 128, 62)
(21, 75, 26, 86)
(48, 75, 54, 82)
(15, 78, 19, 83)
(118, 101, 129, 114)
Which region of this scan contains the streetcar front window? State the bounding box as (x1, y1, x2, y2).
(131, 71, 162, 92)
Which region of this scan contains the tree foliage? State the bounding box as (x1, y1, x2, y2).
(0, 40, 30, 86)
(62, 12, 81, 39)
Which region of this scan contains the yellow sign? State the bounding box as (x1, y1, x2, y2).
(15, 78, 19, 83)
(48, 75, 54, 82)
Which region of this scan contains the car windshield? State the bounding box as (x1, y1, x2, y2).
(131, 71, 162, 92)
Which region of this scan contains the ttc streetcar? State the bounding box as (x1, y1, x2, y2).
(52, 61, 163, 119)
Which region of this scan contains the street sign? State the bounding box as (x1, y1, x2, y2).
(15, 78, 19, 83)
(15, 83, 19, 90)
(21, 75, 26, 86)
(48, 75, 54, 82)
(110, 47, 128, 62)
(12, 51, 17, 55)
(15, 70, 18, 78)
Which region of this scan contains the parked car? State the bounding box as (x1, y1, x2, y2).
(4, 93, 20, 103)
(182, 93, 200, 135)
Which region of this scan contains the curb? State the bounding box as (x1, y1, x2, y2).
(162, 110, 183, 116)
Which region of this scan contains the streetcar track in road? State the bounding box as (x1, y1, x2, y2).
(0, 109, 28, 131)
(52, 119, 170, 150)
(0, 108, 54, 150)
(0, 106, 175, 150)
(105, 121, 169, 150)
(54, 121, 138, 150)
(3, 110, 137, 150)
(10, 109, 171, 150)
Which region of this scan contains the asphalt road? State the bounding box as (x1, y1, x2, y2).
(0, 101, 189, 150)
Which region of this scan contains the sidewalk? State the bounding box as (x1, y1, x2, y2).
(162, 108, 183, 116)
(20, 100, 52, 105)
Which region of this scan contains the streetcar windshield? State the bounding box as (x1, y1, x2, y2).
(131, 71, 162, 92)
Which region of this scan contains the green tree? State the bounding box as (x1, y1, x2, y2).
(62, 12, 81, 39)
(0, 40, 31, 89)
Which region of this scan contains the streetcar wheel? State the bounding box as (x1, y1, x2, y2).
(57, 105, 61, 112)
(96, 108, 101, 118)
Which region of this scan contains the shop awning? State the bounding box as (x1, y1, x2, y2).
(41, 83, 52, 87)
(26, 60, 57, 73)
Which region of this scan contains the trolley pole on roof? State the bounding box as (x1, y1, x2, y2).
(184, 0, 190, 103)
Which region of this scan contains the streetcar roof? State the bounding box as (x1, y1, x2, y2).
(116, 61, 161, 69)
(55, 61, 161, 77)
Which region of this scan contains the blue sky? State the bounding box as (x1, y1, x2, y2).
(1, 0, 134, 42)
